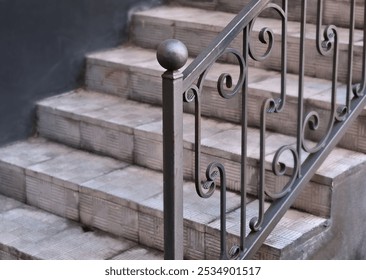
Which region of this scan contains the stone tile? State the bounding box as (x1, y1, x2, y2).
(22, 149, 127, 220)
(86, 63, 130, 97)
(134, 6, 234, 32)
(249, 73, 334, 101)
(0, 138, 73, 168)
(35, 226, 137, 260)
(0, 195, 23, 213)
(26, 150, 126, 191)
(112, 246, 163, 260)
(0, 195, 144, 260)
(38, 112, 81, 147)
(88, 46, 166, 76)
(80, 122, 134, 162)
(37, 90, 118, 118)
(0, 138, 74, 202)
(0, 206, 72, 258)
(81, 99, 162, 134)
(316, 148, 366, 182)
(79, 166, 164, 240)
(79, 194, 139, 241)
(0, 162, 27, 202)
(80, 166, 163, 209)
(26, 176, 79, 221)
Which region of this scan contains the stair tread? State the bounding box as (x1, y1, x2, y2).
(0, 138, 327, 258)
(37, 89, 366, 185)
(0, 194, 163, 260)
(134, 5, 364, 46)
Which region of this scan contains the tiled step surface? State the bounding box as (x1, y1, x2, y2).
(170, 0, 365, 29)
(0, 139, 327, 260)
(131, 5, 363, 82)
(36, 90, 366, 217)
(0, 195, 163, 260)
(86, 46, 366, 154)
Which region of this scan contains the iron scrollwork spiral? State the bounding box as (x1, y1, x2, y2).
(248, 3, 286, 62)
(301, 0, 342, 155)
(183, 48, 245, 199)
(250, 97, 300, 232)
(248, 2, 287, 112)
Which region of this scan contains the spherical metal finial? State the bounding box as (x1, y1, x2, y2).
(157, 39, 188, 71)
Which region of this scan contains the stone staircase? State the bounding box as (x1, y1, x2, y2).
(1, 0, 366, 260)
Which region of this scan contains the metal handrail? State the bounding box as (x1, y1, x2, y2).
(157, 0, 366, 260)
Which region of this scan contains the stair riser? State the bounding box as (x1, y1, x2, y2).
(80, 194, 140, 242)
(85, 64, 130, 98)
(38, 112, 135, 163)
(36, 106, 332, 217)
(26, 176, 79, 221)
(0, 163, 26, 203)
(86, 62, 161, 104)
(138, 209, 208, 259)
(171, 0, 365, 29)
(131, 11, 363, 83)
(86, 57, 366, 155)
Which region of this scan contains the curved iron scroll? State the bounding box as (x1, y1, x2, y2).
(184, 48, 245, 199)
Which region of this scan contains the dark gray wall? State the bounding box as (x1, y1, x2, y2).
(0, 0, 161, 145)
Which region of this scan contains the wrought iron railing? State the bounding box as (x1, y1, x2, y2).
(157, 0, 366, 260)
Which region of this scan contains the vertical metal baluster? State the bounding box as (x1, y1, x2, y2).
(240, 26, 249, 256)
(277, 0, 288, 112)
(347, 0, 356, 112)
(252, 99, 270, 231)
(218, 165, 228, 260)
(157, 39, 188, 260)
(297, 0, 307, 177)
(354, 0, 366, 96)
(195, 86, 202, 197)
(361, 0, 366, 94)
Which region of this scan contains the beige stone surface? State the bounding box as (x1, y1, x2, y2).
(0, 195, 162, 260)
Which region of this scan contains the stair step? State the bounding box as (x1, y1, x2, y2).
(36, 90, 366, 217)
(0, 194, 163, 260)
(86, 45, 366, 155)
(0, 139, 327, 259)
(171, 0, 365, 29)
(131, 5, 363, 82)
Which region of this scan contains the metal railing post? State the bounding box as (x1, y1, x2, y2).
(157, 39, 188, 260)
